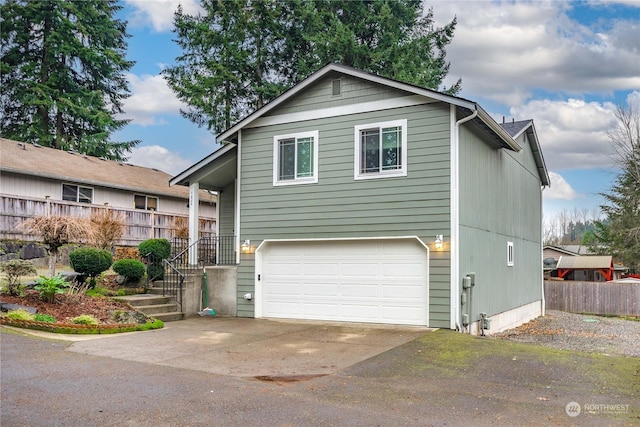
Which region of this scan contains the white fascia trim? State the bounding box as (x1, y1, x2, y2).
(170, 143, 236, 187)
(217, 63, 476, 143)
(249, 96, 430, 129)
(272, 130, 319, 186)
(476, 107, 522, 152)
(235, 131, 242, 265)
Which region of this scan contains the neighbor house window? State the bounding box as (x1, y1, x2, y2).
(507, 241, 514, 267)
(354, 119, 407, 180)
(134, 194, 158, 211)
(273, 130, 319, 186)
(62, 184, 93, 203)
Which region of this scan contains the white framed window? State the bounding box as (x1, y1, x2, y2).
(62, 183, 93, 203)
(134, 194, 158, 211)
(507, 241, 514, 267)
(273, 130, 319, 186)
(354, 119, 407, 180)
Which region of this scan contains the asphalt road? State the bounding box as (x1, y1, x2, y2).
(1, 325, 638, 426)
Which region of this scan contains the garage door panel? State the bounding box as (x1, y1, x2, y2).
(301, 283, 339, 297)
(341, 284, 380, 297)
(260, 239, 428, 326)
(342, 262, 379, 276)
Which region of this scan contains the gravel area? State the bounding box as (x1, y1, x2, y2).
(493, 310, 640, 357)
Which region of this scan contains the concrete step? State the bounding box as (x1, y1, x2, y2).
(151, 312, 185, 322)
(120, 294, 173, 307)
(116, 294, 184, 322)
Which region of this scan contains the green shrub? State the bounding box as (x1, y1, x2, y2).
(6, 309, 35, 321)
(72, 314, 99, 325)
(138, 239, 171, 259)
(138, 239, 170, 280)
(112, 259, 146, 284)
(34, 313, 56, 323)
(0, 259, 36, 296)
(35, 274, 68, 303)
(69, 247, 113, 288)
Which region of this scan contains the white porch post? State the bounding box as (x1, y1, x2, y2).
(188, 182, 200, 266)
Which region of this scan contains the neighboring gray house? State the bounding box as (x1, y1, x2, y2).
(0, 137, 217, 246)
(171, 64, 550, 333)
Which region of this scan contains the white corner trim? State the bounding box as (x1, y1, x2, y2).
(249, 96, 431, 129)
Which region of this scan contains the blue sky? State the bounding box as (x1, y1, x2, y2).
(113, 0, 640, 221)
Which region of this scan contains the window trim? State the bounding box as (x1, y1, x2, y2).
(507, 241, 514, 267)
(272, 130, 319, 186)
(61, 183, 93, 204)
(134, 194, 159, 211)
(354, 119, 407, 180)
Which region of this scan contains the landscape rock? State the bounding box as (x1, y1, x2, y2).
(0, 302, 37, 314)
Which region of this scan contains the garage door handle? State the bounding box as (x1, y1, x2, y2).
(258, 274, 261, 281)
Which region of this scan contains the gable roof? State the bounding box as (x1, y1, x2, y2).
(0, 137, 211, 200)
(556, 255, 613, 270)
(172, 63, 549, 188)
(499, 119, 550, 186)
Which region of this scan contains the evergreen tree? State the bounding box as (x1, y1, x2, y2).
(164, 0, 460, 134)
(593, 103, 640, 272)
(0, 0, 138, 160)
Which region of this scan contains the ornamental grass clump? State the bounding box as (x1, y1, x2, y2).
(72, 314, 99, 325)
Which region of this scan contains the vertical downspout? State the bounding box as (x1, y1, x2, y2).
(451, 105, 478, 332)
(235, 130, 242, 265)
(540, 185, 546, 316)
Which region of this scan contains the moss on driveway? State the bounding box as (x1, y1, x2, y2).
(308, 330, 640, 426)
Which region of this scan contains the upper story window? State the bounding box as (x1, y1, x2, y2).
(354, 119, 407, 180)
(134, 194, 158, 211)
(62, 184, 93, 204)
(273, 130, 319, 186)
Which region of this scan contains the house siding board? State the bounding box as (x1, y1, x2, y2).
(218, 182, 235, 237)
(237, 101, 452, 325)
(458, 124, 543, 320)
(264, 73, 410, 116)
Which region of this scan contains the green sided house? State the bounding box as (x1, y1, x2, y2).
(170, 63, 550, 334)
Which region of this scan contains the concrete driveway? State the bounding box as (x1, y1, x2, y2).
(56, 317, 432, 378)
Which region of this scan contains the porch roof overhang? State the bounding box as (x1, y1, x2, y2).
(169, 143, 237, 192)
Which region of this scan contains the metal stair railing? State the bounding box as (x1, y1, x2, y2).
(160, 236, 238, 313)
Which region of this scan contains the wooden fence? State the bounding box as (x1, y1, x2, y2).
(544, 280, 640, 316)
(1, 195, 216, 247)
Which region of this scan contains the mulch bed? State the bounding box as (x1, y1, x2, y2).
(0, 291, 136, 325)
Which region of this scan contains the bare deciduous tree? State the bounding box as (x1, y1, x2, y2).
(19, 216, 93, 276)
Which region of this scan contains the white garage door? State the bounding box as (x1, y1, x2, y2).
(257, 238, 428, 326)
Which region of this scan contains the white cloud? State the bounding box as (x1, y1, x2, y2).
(122, 73, 183, 126)
(431, 1, 640, 105)
(127, 145, 193, 176)
(544, 172, 579, 200)
(125, 0, 202, 32)
(510, 98, 618, 170)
